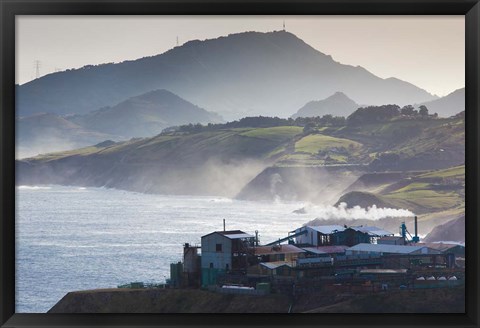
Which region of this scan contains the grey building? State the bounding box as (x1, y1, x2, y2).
(294, 225, 393, 247)
(201, 230, 255, 286)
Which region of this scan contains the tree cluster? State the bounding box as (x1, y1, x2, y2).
(162, 114, 347, 135)
(347, 105, 401, 125)
(347, 104, 434, 126)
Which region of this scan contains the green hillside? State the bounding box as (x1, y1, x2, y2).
(30, 115, 462, 169)
(339, 165, 464, 214)
(29, 127, 302, 165)
(18, 127, 305, 197)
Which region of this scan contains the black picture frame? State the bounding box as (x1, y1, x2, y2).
(1, 1, 479, 327)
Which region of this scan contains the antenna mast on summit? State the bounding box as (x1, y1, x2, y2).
(34, 60, 41, 79)
(176, 36, 179, 47)
(283, 20, 286, 31)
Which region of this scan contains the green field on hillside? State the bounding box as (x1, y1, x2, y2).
(239, 126, 303, 142)
(295, 134, 361, 154)
(30, 146, 102, 162)
(418, 165, 465, 179)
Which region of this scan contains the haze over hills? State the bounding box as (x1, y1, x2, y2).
(69, 89, 223, 138)
(291, 92, 360, 118)
(17, 113, 464, 203)
(16, 110, 465, 238)
(16, 113, 117, 158)
(418, 88, 465, 117)
(16, 90, 223, 157)
(17, 31, 437, 120)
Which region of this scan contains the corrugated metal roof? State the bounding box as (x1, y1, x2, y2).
(219, 230, 246, 235)
(359, 269, 408, 274)
(260, 261, 294, 270)
(223, 233, 254, 239)
(202, 230, 254, 240)
(347, 243, 425, 254)
(351, 226, 394, 237)
(379, 236, 404, 241)
(255, 244, 305, 256)
(307, 225, 346, 234)
(412, 242, 464, 252)
(302, 245, 348, 255)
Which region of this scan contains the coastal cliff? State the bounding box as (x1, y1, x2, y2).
(48, 286, 465, 313)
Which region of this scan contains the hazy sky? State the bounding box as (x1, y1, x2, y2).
(16, 15, 464, 97)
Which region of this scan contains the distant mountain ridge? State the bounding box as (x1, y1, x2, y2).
(69, 89, 223, 138)
(291, 92, 360, 118)
(17, 31, 437, 120)
(418, 88, 465, 117)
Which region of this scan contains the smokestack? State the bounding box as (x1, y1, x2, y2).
(223, 219, 225, 232)
(412, 215, 420, 243)
(414, 216, 418, 238)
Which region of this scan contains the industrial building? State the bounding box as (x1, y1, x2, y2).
(294, 225, 394, 247)
(345, 243, 443, 256)
(294, 225, 345, 246)
(248, 261, 296, 278)
(378, 236, 406, 245)
(411, 242, 465, 257)
(182, 243, 201, 287)
(253, 244, 305, 263)
(350, 226, 395, 243)
(169, 218, 464, 295)
(200, 230, 255, 287)
(301, 245, 349, 257)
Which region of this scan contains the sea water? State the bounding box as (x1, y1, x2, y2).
(15, 185, 313, 313)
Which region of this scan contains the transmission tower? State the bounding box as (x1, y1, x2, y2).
(34, 60, 41, 79)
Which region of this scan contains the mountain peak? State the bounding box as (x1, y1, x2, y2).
(419, 87, 465, 117)
(168, 29, 332, 63)
(70, 89, 223, 139)
(291, 92, 360, 119)
(129, 89, 179, 102)
(328, 91, 350, 100)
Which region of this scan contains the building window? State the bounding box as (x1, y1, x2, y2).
(209, 263, 213, 268)
(216, 243, 222, 252)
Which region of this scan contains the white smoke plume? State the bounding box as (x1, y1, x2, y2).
(305, 202, 414, 221)
(269, 173, 283, 194)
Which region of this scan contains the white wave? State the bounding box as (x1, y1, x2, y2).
(16, 185, 52, 190)
(208, 197, 233, 203)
